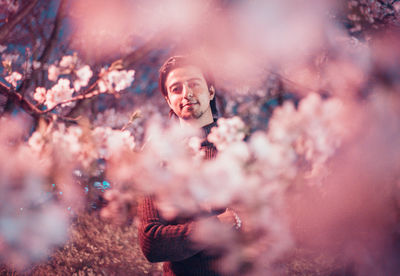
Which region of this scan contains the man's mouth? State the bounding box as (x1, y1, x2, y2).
(181, 102, 197, 108)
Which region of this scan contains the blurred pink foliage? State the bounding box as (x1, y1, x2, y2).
(0, 0, 400, 275)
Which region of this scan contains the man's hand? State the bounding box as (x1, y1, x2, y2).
(217, 208, 242, 230)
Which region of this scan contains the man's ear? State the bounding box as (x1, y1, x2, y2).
(164, 95, 171, 105)
(209, 85, 215, 100)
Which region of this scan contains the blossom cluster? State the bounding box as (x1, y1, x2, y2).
(4, 71, 22, 87)
(106, 93, 349, 273)
(32, 54, 135, 109)
(114, 117, 293, 272)
(93, 108, 131, 129)
(31, 54, 94, 109)
(0, 117, 70, 270)
(47, 55, 93, 90)
(34, 79, 75, 109)
(29, 124, 135, 169)
(207, 116, 247, 151)
(92, 126, 135, 159)
(268, 93, 346, 179)
(0, 0, 19, 12)
(98, 68, 135, 93)
(207, 93, 346, 183)
(346, 0, 400, 34)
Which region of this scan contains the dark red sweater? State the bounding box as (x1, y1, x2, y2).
(138, 122, 224, 276)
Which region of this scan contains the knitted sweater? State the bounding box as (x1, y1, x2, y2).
(138, 122, 223, 276)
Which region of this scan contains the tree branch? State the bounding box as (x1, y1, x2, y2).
(16, 0, 66, 98)
(0, 81, 43, 119)
(3, 31, 164, 120)
(38, 0, 66, 64)
(0, 0, 40, 43)
(39, 80, 103, 114)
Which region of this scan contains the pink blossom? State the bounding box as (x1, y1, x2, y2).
(59, 55, 77, 68)
(1, 53, 19, 63)
(47, 65, 59, 81)
(28, 132, 45, 153)
(93, 108, 130, 128)
(1, 0, 19, 12)
(45, 78, 74, 109)
(32, 61, 41, 69)
(33, 87, 47, 103)
(73, 65, 93, 91)
(98, 69, 135, 93)
(92, 127, 135, 159)
(208, 116, 246, 151)
(52, 125, 82, 155)
(5, 72, 22, 87)
(0, 117, 71, 270)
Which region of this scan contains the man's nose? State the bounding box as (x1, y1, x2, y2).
(182, 84, 192, 98)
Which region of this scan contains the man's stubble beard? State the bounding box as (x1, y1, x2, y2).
(181, 110, 204, 121)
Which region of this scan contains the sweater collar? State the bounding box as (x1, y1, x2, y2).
(200, 120, 218, 148)
(201, 120, 217, 139)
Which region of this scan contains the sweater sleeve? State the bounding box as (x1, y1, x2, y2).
(138, 196, 214, 263)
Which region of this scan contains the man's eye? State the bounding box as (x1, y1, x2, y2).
(171, 86, 182, 93)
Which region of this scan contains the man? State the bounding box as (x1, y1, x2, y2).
(138, 56, 241, 276)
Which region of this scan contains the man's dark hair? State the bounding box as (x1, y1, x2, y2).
(159, 55, 218, 118)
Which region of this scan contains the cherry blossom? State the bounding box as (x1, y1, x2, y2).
(0, 0, 19, 12)
(45, 78, 74, 109)
(32, 61, 41, 69)
(98, 69, 135, 93)
(93, 108, 130, 129)
(5, 71, 22, 87)
(59, 55, 78, 68)
(0, 117, 70, 270)
(1, 53, 19, 64)
(33, 87, 47, 103)
(28, 131, 45, 153)
(47, 64, 60, 81)
(92, 127, 135, 159)
(73, 65, 93, 91)
(0, 1, 399, 274)
(208, 116, 247, 151)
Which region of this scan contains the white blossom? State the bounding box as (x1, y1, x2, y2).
(208, 116, 246, 151)
(48, 65, 59, 81)
(28, 132, 45, 153)
(93, 108, 130, 128)
(73, 65, 93, 91)
(5, 72, 22, 87)
(0, 118, 71, 270)
(33, 87, 47, 103)
(1, 53, 19, 63)
(2, 0, 19, 12)
(45, 78, 74, 109)
(59, 55, 77, 68)
(93, 127, 135, 159)
(32, 61, 41, 69)
(187, 136, 205, 160)
(98, 69, 135, 93)
(52, 125, 82, 155)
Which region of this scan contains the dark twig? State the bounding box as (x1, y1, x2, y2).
(17, 0, 66, 95)
(39, 80, 103, 114)
(0, 0, 40, 43)
(0, 81, 43, 119)
(38, 0, 66, 64)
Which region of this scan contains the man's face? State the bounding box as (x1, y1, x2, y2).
(165, 65, 214, 121)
